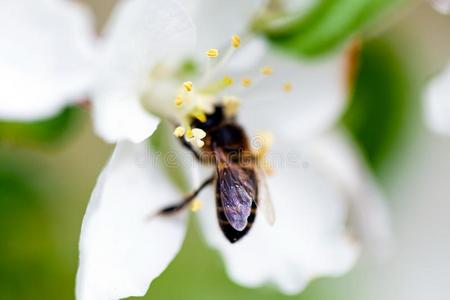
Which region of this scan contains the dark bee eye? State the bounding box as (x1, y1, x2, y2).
(191, 105, 224, 130)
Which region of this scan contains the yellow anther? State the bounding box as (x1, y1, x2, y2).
(192, 110, 207, 123)
(199, 77, 233, 94)
(207, 48, 219, 58)
(173, 126, 185, 138)
(183, 81, 193, 92)
(222, 96, 240, 117)
(261, 66, 273, 76)
(223, 76, 234, 86)
(241, 77, 252, 87)
(186, 128, 193, 139)
(283, 82, 293, 93)
(231, 34, 241, 48)
(191, 198, 203, 212)
(175, 95, 183, 107)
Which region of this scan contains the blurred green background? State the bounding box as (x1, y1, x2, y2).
(2, 0, 450, 299)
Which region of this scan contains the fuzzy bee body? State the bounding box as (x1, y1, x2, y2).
(190, 106, 260, 243)
(158, 106, 273, 243)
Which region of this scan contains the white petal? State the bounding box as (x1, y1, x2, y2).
(92, 92, 159, 144)
(92, 0, 196, 143)
(77, 141, 187, 300)
(310, 129, 394, 258)
(238, 48, 348, 141)
(424, 64, 450, 135)
(0, 0, 96, 121)
(197, 137, 359, 294)
(224, 37, 268, 73)
(186, 0, 264, 51)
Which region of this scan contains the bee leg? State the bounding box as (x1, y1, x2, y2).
(178, 137, 201, 161)
(156, 175, 214, 216)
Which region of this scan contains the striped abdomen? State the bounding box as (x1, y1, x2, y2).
(215, 168, 258, 243)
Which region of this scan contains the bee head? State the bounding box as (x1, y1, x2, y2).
(190, 105, 226, 131)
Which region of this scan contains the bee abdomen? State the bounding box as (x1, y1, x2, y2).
(215, 185, 257, 243)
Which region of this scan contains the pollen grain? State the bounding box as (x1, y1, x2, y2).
(283, 82, 293, 93)
(191, 198, 203, 212)
(183, 81, 193, 92)
(207, 48, 219, 58)
(231, 34, 241, 48)
(241, 77, 252, 87)
(261, 66, 273, 76)
(173, 126, 186, 138)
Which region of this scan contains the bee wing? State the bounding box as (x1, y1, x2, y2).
(255, 166, 276, 225)
(214, 147, 256, 231)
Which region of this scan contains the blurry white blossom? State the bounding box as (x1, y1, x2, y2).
(425, 64, 450, 135)
(429, 0, 450, 14)
(423, 0, 450, 134)
(0, 0, 96, 120)
(75, 1, 391, 299)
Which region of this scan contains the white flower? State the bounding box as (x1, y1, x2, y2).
(429, 0, 450, 14)
(2, 0, 391, 298)
(425, 63, 450, 135)
(0, 0, 96, 120)
(75, 1, 391, 299)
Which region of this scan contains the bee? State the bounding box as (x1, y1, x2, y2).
(157, 105, 275, 243)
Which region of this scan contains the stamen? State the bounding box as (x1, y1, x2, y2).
(207, 48, 219, 58)
(173, 126, 186, 137)
(200, 35, 239, 84)
(191, 198, 203, 212)
(175, 95, 183, 107)
(222, 96, 240, 117)
(186, 128, 193, 139)
(192, 109, 207, 123)
(231, 65, 273, 94)
(223, 75, 234, 86)
(283, 82, 293, 93)
(199, 76, 234, 94)
(241, 77, 252, 87)
(261, 66, 273, 76)
(183, 81, 193, 92)
(231, 34, 241, 48)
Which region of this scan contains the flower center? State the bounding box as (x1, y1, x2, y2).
(142, 33, 290, 150)
(168, 34, 281, 149)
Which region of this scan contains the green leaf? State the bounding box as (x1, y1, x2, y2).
(0, 106, 83, 148)
(342, 37, 420, 174)
(264, 0, 401, 57)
